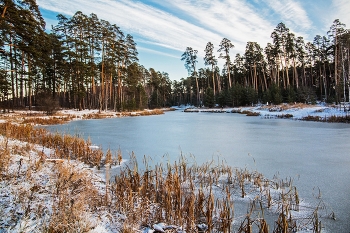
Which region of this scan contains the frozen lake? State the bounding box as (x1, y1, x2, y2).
(47, 110, 350, 232)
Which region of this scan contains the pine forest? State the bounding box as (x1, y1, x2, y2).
(1, 1, 350, 113)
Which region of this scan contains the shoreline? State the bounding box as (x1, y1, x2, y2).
(1, 103, 349, 125)
(0, 108, 174, 125)
(182, 103, 350, 123)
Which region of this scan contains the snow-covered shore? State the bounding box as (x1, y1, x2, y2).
(0, 103, 348, 126)
(182, 103, 350, 122)
(0, 135, 121, 232)
(0, 108, 169, 125)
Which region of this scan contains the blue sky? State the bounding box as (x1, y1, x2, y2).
(37, 0, 350, 81)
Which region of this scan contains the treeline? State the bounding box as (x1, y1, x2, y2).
(1, 1, 350, 112)
(0, 1, 172, 112)
(178, 20, 350, 107)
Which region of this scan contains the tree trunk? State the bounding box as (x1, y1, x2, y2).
(335, 33, 339, 104)
(293, 59, 298, 89)
(280, 56, 286, 89)
(262, 67, 268, 91)
(341, 45, 346, 102)
(105, 74, 108, 111)
(334, 33, 338, 87)
(20, 51, 25, 107)
(216, 73, 221, 93)
(27, 54, 32, 110)
(227, 61, 232, 89)
(347, 48, 350, 103)
(100, 58, 105, 112)
(323, 63, 327, 101)
(285, 55, 290, 88)
(212, 65, 216, 97)
(276, 58, 280, 87)
(253, 63, 257, 91)
(9, 39, 14, 111)
(302, 64, 306, 87)
(319, 62, 323, 99)
(1, 6, 8, 18)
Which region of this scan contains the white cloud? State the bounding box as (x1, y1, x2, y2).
(38, 0, 219, 54)
(262, 0, 313, 39)
(263, 0, 311, 29)
(37, 0, 278, 57)
(137, 46, 180, 59)
(37, 0, 345, 80)
(147, 0, 276, 56)
(331, 0, 350, 28)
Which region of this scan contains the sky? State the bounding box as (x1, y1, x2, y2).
(37, 0, 350, 81)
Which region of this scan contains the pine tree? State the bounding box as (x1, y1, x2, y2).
(181, 47, 199, 106)
(218, 38, 234, 89)
(204, 42, 217, 96)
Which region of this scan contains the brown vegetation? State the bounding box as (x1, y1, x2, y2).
(276, 114, 294, 119)
(302, 115, 350, 123)
(0, 108, 166, 126)
(0, 136, 104, 232)
(0, 123, 109, 168)
(241, 110, 260, 116)
(258, 103, 316, 112)
(21, 116, 73, 125)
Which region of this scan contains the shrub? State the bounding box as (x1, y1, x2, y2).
(241, 110, 260, 116)
(36, 91, 60, 115)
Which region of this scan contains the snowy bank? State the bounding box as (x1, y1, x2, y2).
(0, 108, 170, 126)
(183, 103, 350, 122)
(0, 136, 123, 232)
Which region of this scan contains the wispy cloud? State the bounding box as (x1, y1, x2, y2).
(262, 0, 312, 36)
(331, 0, 350, 28)
(37, 0, 278, 58)
(137, 46, 180, 59)
(37, 0, 342, 64)
(159, 0, 274, 53)
(38, 0, 218, 54)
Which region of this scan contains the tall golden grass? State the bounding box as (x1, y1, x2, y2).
(21, 116, 73, 125)
(0, 109, 166, 126)
(302, 115, 350, 123)
(0, 122, 106, 169)
(0, 136, 103, 232)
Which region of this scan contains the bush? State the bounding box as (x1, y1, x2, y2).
(296, 87, 317, 104)
(204, 87, 215, 108)
(36, 91, 59, 115)
(262, 84, 283, 105)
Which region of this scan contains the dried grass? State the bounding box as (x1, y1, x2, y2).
(0, 123, 108, 168)
(0, 137, 11, 178)
(302, 115, 350, 123)
(0, 109, 166, 126)
(260, 103, 315, 111)
(47, 161, 100, 232)
(21, 117, 72, 125)
(0, 136, 103, 232)
(241, 111, 260, 116)
(110, 156, 324, 232)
